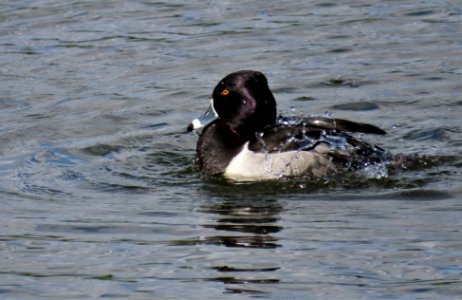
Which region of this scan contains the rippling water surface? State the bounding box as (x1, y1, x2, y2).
(1, 1, 461, 299)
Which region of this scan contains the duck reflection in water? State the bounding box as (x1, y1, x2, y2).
(199, 198, 283, 249)
(198, 196, 283, 292)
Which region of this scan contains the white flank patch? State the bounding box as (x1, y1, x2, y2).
(224, 142, 334, 181)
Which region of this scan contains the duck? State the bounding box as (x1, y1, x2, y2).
(187, 70, 392, 181)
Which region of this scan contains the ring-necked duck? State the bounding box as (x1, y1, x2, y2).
(188, 70, 392, 180)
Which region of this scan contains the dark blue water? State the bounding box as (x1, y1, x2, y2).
(1, 1, 461, 299)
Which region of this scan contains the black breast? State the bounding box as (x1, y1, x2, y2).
(197, 121, 246, 175)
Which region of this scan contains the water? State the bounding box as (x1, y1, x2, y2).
(1, 1, 461, 299)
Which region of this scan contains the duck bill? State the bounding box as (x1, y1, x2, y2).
(187, 99, 218, 132)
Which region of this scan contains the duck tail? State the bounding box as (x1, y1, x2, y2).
(388, 154, 429, 170)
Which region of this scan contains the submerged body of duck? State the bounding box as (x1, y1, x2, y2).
(188, 70, 394, 181)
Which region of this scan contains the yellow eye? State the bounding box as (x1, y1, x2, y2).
(221, 89, 229, 96)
